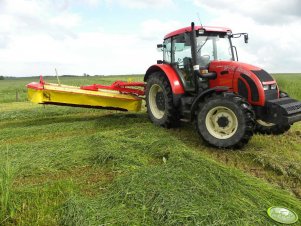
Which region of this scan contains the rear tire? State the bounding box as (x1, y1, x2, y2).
(146, 72, 179, 128)
(195, 93, 255, 149)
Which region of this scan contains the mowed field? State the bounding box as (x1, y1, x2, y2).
(0, 74, 301, 225)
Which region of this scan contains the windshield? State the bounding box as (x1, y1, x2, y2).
(196, 34, 233, 67)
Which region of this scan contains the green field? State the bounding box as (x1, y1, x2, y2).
(1, 74, 301, 225)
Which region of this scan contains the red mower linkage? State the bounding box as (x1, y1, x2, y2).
(80, 81, 145, 96)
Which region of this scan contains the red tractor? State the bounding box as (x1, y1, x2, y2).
(144, 22, 301, 148)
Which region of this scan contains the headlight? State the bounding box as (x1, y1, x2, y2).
(198, 29, 205, 35)
(263, 85, 269, 91)
(271, 84, 277, 90)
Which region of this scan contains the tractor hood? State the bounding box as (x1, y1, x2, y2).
(209, 61, 277, 106)
(209, 60, 276, 85)
(210, 61, 263, 78)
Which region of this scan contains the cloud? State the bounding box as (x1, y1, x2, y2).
(140, 19, 184, 41)
(191, 0, 301, 72)
(0, 18, 179, 76)
(44, 0, 174, 10)
(117, 0, 174, 9)
(50, 13, 82, 28)
(0, 0, 182, 76)
(1, 0, 300, 76)
(203, 11, 301, 72)
(0, 0, 7, 12)
(194, 0, 301, 24)
(43, 0, 101, 11)
(0, 16, 185, 76)
(0, 0, 80, 42)
(0, 33, 10, 48)
(0, 29, 159, 76)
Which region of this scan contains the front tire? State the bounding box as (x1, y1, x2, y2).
(195, 93, 255, 149)
(255, 120, 290, 135)
(146, 72, 179, 128)
(255, 90, 290, 135)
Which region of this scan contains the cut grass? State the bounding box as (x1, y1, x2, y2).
(169, 122, 301, 199)
(1, 105, 301, 225)
(0, 149, 15, 225)
(0, 74, 301, 225)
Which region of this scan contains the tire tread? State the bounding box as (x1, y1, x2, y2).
(146, 72, 180, 128)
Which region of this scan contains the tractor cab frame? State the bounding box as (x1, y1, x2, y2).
(158, 23, 248, 93)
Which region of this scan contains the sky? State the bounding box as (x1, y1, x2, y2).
(0, 0, 300, 77)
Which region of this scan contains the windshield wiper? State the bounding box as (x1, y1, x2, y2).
(197, 37, 209, 53)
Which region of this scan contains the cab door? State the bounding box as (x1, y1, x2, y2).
(208, 61, 236, 90)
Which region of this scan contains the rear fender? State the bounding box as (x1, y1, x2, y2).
(144, 64, 185, 94)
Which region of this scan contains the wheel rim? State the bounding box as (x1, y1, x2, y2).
(149, 84, 165, 119)
(257, 120, 275, 127)
(205, 106, 238, 139)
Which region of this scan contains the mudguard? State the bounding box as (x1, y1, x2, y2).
(144, 64, 185, 94)
(190, 86, 229, 120)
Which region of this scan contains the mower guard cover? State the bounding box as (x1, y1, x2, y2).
(266, 97, 301, 125)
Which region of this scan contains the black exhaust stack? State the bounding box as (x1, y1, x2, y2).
(190, 22, 199, 92)
(190, 22, 198, 67)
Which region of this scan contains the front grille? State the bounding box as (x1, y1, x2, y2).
(284, 102, 301, 114)
(252, 70, 274, 82)
(238, 78, 248, 99)
(241, 74, 259, 102)
(265, 90, 278, 101)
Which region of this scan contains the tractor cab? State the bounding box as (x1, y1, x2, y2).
(158, 25, 247, 92)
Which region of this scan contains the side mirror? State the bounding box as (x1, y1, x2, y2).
(231, 33, 249, 44)
(244, 34, 249, 44)
(157, 44, 166, 52)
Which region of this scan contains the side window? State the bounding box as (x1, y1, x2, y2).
(172, 33, 194, 85)
(172, 33, 192, 69)
(196, 36, 214, 67)
(163, 38, 171, 63)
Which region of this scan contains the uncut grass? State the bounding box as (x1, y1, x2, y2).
(0, 74, 300, 104)
(274, 73, 301, 99)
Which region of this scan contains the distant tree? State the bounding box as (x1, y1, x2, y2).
(0, 76, 4, 80)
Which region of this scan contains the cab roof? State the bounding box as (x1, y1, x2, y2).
(164, 25, 232, 39)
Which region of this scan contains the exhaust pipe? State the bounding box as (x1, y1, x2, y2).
(190, 22, 199, 92)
